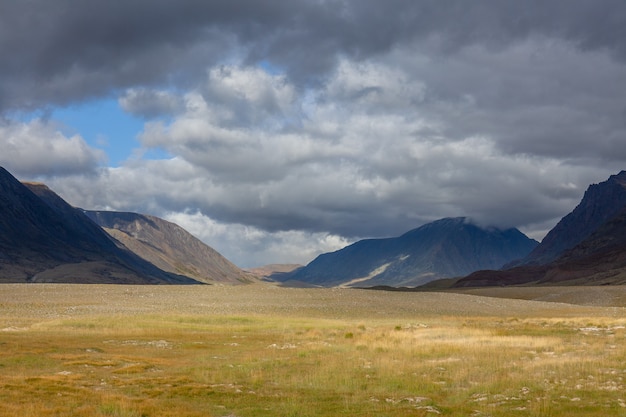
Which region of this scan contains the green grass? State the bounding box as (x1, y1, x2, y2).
(0, 284, 625, 416)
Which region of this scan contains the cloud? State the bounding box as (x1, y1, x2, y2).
(0, 119, 105, 177)
(163, 210, 350, 268)
(407, 39, 626, 162)
(3, 1, 626, 267)
(2, 1, 626, 112)
(46, 54, 622, 242)
(118, 88, 184, 118)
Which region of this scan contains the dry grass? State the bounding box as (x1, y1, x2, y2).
(1, 284, 625, 416)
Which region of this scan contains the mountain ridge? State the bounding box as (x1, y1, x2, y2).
(0, 167, 198, 284)
(85, 210, 252, 285)
(6, 164, 626, 288)
(516, 171, 626, 266)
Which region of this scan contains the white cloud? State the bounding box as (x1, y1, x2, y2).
(163, 210, 350, 268)
(206, 66, 296, 119)
(0, 119, 105, 177)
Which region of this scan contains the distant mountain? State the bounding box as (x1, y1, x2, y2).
(85, 210, 253, 285)
(0, 166, 197, 284)
(456, 171, 626, 287)
(246, 264, 304, 279)
(281, 217, 538, 287)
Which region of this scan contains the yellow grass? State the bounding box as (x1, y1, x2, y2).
(0, 284, 625, 416)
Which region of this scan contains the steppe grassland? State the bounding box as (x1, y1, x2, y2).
(0, 284, 625, 417)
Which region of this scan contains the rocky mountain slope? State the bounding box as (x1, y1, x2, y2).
(280, 217, 538, 287)
(0, 167, 197, 284)
(516, 171, 626, 266)
(85, 210, 252, 285)
(456, 171, 626, 287)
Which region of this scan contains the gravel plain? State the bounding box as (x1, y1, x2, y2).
(2, 283, 624, 329)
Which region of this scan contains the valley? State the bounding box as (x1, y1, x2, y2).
(2, 166, 626, 416)
(2, 3, 626, 416)
(1, 283, 625, 417)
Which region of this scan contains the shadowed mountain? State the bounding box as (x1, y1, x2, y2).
(516, 171, 626, 266)
(85, 210, 253, 285)
(0, 166, 198, 284)
(455, 171, 626, 287)
(279, 217, 538, 287)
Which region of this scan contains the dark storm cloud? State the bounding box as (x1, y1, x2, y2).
(395, 39, 626, 162)
(119, 88, 185, 118)
(2, 0, 626, 112)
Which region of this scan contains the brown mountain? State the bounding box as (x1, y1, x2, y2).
(0, 166, 198, 284)
(456, 171, 626, 287)
(85, 210, 253, 285)
(245, 264, 303, 279)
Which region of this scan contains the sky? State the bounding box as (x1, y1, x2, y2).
(1, 0, 626, 268)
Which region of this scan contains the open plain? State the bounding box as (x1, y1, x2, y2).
(1, 284, 625, 417)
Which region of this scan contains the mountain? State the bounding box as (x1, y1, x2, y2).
(455, 171, 626, 287)
(281, 217, 538, 287)
(0, 166, 198, 284)
(246, 264, 304, 280)
(85, 210, 253, 285)
(537, 205, 626, 284)
(516, 171, 626, 266)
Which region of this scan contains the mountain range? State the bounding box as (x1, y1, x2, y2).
(3, 163, 626, 287)
(277, 217, 538, 287)
(0, 166, 247, 284)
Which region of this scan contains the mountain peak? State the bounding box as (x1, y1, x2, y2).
(519, 171, 626, 266)
(400, 217, 468, 238)
(609, 170, 626, 186)
(283, 217, 537, 287)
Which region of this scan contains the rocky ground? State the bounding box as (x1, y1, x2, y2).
(2, 283, 623, 329)
(449, 285, 626, 307)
